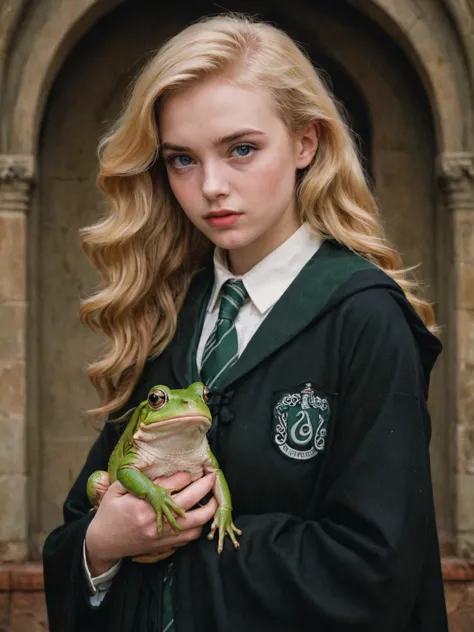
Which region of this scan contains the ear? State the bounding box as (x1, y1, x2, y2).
(295, 120, 320, 169)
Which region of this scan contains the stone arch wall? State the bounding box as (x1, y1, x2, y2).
(354, 0, 473, 149)
(2, 0, 471, 154)
(0, 0, 472, 565)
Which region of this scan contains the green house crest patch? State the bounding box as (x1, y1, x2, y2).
(272, 382, 330, 461)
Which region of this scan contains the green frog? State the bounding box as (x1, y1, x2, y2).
(87, 382, 241, 555)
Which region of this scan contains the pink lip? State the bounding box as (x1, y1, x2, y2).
(204, 210, 242, 228)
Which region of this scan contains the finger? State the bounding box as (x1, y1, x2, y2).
(171, 473, 216, 511)
(132, 548, 176, 564)
(152, 527, 203, 550)
(153, 471, 193, 492)
(107, 480, 129, 496)
(154, 548, 176, 561)
(159, 497, 218, 535)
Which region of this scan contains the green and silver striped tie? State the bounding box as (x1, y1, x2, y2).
(201, 280, 248, 390)
(160, 280, 247, 632)
(162, 564, 174, 632)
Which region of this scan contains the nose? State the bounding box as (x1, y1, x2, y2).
(201, 163, 230, 200)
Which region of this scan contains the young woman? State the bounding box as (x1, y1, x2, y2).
(43, 13, 449, 632)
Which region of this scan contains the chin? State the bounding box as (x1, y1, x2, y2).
(208, 230, 254, 251)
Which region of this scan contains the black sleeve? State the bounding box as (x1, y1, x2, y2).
(175, 292, 446, 632)
(42, 421, 123, 631)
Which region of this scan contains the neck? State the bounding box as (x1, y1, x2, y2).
(227, 212, 301, 276)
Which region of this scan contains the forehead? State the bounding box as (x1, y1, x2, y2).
(158, 77, 281, 144)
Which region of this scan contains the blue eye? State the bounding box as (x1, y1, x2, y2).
(169, 155, 193, 168)
(166, 144, 256, 169)
(233, 144, 254, 157)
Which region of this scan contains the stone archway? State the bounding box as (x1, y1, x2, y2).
(0, 0, 473, 568)
(30, 0, 464, 559)
(1, 0, 470, 155)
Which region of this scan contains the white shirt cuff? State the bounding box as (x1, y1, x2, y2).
(82, 539, 122, 597)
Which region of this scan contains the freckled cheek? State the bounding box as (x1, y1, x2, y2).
(167, 173, 200, 214)
(244, 158, 295, 205)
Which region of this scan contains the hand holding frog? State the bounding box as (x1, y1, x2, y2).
(85, 471, 217, 576)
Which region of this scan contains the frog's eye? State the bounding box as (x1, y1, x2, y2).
(148, 389, 168, 410)
(203, 386, 211, 403)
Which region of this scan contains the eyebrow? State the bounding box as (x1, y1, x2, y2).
(160, 129, 266, 152)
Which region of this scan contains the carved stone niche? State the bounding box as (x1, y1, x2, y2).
(437, 153, 474, 212)
(0, 155, 35, 214)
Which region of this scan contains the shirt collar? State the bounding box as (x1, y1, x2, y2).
(207, 223, 322, 315)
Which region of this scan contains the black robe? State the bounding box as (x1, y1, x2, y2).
(43, 240, 449, 632)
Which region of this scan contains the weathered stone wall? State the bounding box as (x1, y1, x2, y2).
(438, 153, 474, 559)
(0, 565, 47, 632)
(0, 155, 34, 563)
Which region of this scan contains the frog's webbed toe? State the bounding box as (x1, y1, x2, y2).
(208, 505, 242, 554)
(149, 485, 186, 535)
(227, 522, 242, 549)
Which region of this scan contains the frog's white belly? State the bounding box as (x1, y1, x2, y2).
(132, 419, 212, 482)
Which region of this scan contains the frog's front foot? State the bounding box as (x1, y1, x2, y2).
(207, 505, 242, 554)
(149, 485, 186, 535)
(86, 470, 110, 508)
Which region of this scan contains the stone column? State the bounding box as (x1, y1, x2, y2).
(0, 155, 35, 562)
(438, 152, 474, 559)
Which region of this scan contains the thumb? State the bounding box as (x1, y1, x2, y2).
(108, 480, 129, 496)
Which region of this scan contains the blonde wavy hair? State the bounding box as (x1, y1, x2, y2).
(80, 12, 436, 419)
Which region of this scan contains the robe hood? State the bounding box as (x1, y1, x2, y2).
(322, 259, 442, 386)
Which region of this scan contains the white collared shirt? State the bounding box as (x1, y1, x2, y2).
(196, 223, 323, 369)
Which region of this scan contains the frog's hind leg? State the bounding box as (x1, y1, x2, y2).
(204, 449, 242, 553)
(86, 470, 110, 508)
